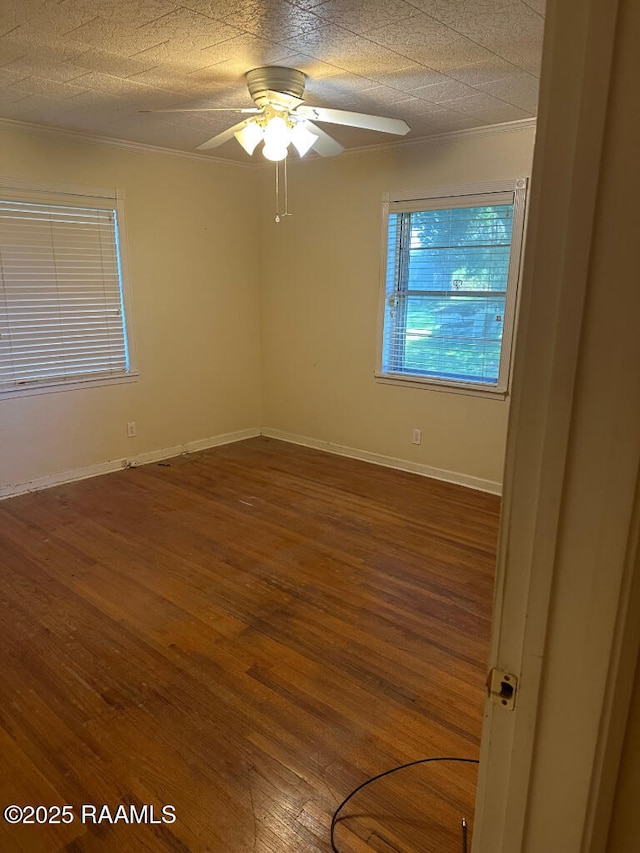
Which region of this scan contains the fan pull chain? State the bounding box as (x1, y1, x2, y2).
(274, 157, 292, 224)
(284, 156, 290, 218)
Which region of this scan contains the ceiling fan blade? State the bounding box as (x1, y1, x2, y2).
(139, 107, 260, 114)
(196, 119, 252, 151)
(304, 122, 344, 157)
(296, 105, 410, 136)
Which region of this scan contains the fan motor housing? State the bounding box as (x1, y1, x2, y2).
(246, 66, 307, 105)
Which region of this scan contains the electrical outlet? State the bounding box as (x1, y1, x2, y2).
(127, 421, 137, 438)
(412, 428, 422, 445)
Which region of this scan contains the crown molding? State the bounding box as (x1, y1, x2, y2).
(0, 114, 536, 169)
(254, 116, 538, 169)
(0, 116, 253, 169)
(312, 117, 538, 163)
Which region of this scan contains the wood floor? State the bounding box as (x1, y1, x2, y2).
(0, 437, 500, 853)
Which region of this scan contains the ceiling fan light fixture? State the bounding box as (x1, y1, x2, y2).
(234, 121, 264, 155)
(290, 122, 318, 157)
(148, 65, 410, 162)
(262, 115, 291, 161)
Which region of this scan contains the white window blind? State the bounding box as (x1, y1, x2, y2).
(378, 179, 527, 394)
(0, 188, 132, 394)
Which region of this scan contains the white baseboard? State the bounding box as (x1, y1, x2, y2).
(0, 427, 261, 501)
(261, 428, 502, 495)
(0, 425, 501, 500)
(128, 427, 261, 467)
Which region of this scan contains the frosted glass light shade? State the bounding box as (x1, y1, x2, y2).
(263, 116, 289, 147)
(290, 123, 318, 157)
(262, 142, 289, 161)
(234, 122, 264, 155)
(262, 116, 291, 161)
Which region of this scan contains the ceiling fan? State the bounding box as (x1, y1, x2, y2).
(143, 66, 411, 161)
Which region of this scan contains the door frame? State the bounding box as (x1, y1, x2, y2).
(473, 0, 640, 850)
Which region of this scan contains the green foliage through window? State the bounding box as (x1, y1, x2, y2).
(380, 185, 526, 392)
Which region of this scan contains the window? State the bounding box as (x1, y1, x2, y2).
(0, 180, 136, 397)
(378, 178, 527, 395)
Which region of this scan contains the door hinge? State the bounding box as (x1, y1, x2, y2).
(487, 668, 518, 710)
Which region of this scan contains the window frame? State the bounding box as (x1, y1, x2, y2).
(376, 177, 528, 398)
(0, 177, 138, 399)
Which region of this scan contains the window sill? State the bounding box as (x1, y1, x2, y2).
(375, 371, 508, 400)
(0, 371, 140, 400)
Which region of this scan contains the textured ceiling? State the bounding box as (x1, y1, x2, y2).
(0, 0, 544, 162)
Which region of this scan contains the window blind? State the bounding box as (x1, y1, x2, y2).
(0, 198, 129, 392)
(382, 201, 515, 388)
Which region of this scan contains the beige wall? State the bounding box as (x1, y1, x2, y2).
(0, 124, 262, 492)
(0, 121, 535, 495)
(257, 126, 535, 488)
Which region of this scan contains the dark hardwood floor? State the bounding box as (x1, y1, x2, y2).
(0, 437, 500, 853)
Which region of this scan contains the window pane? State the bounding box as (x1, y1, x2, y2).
(0, 198, 130, 393)
(407, 244, 511, 291)
(409, 205, 513, 248)
(386, 293, 505, 384)
(382, 195, 521, 390)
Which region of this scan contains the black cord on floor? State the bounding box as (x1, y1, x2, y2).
(330, 756, 479, 853)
